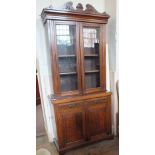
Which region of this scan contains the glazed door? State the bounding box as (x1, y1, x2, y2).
(53, 21, 82, 96)
(80, 23, 106, 94)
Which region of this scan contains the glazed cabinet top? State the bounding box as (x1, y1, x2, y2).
(41, 1, 110, 98)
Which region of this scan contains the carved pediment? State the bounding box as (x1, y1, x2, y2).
(46, 1, 109, 16)
(61, 1, 74, 11)
(76, 3, 83, 11)
(84, 4, 99, 14)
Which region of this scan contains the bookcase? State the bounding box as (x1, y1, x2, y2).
(41, 2, 113, 154)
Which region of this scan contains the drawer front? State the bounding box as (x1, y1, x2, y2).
(86, 97, 108, 107)
(58, 101, 83, 111)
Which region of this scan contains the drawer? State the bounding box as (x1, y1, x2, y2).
(86, 97, 108, 106)
(58, 101, 83, 111)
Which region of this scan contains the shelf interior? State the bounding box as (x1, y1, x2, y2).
(59, 55, 76, 58)
(85, 70, 99, 73)
(60, 72, 77, 75)
(84, 54, 99, 57)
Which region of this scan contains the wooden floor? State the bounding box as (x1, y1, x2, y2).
(36, 135, 119, 155)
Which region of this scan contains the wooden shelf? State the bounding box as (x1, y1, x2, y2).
(85, 70, 99, 73)
(59, 55, 76, 58)
(84, 54, 99, 57)
(60, 72, 77, 75)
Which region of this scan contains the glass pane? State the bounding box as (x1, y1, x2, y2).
(83, 27, 100, 89)
(85, 73, 100, 88)
(56, 24, 78, 92)
(60, 75, 77, 92)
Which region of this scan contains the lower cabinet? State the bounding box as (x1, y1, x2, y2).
(54, 95, 113, 154)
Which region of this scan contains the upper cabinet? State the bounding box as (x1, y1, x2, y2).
(41, 1, 110, 97)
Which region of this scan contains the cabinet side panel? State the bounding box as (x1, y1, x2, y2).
(44, 21, 54, 93)
(46, 20, 61, 94)
(107, 95, 112, 134)
(51, 103, 58, 140)
(100, 24, 106, 90)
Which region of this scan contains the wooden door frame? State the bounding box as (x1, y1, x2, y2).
(79, 22, 106, 94)
(51, 21, 82, 96)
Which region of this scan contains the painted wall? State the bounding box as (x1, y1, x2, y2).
(36, 0, 54, 142)
(105, 0, 117, 72)
(105, 0, 119, 135)
(36, 0, 119, 141)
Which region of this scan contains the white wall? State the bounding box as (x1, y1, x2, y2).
(105, 0, 117, 72)
(36, 0, 53, 142)
(105, 0, 119, 135)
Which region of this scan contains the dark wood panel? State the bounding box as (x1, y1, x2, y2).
(88, 107, 107, 136)
(55, 101, 86, 148)
(86, 98, 110, 140)
(62, 112, 84, 144)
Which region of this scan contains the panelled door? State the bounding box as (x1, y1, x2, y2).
(57, 101, 86, 147)
(86, 98, 111, 140)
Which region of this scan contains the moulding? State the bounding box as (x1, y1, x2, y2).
(43, 1, 109, 16)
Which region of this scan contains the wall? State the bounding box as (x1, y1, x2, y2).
(105, 0, 119, 135)
(37, 0, 118, 142)
(105, 0, 117, 72)
(36, 0, 54, 142)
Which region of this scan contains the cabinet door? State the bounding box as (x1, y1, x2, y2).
(86, 98, 111, 140)
(80, 23, 106, 94)
(57, 102, 86, 147)
(53, 21, 82, 95)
